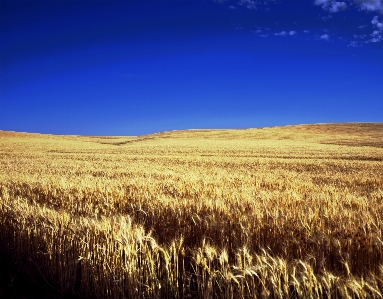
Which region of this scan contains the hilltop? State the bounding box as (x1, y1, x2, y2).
(1, 122, 383, 146)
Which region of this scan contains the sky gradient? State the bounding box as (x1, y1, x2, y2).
(1, 0, 382, 136)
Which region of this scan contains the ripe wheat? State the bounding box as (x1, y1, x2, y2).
(0, 123, 382, 298)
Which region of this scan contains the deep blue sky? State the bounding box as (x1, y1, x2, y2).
(1, 0, 382, 135)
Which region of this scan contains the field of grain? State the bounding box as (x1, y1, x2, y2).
(0, 123, 383, 298)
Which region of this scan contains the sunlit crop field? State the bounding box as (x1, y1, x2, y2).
(1, 123, 383, 298)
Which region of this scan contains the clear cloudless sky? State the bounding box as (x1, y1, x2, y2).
(1, 0, 382, 135)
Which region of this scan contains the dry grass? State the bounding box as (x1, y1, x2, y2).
(0, 123, 383, 298)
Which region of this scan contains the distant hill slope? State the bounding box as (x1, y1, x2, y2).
(1, 123, 383, 147)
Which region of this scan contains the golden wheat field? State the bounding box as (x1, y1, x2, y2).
(0, 123, 383, 299)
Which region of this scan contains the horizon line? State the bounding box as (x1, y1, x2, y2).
(1, 121, 382, 138)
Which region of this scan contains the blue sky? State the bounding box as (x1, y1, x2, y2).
(1, 0, 382, 136)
